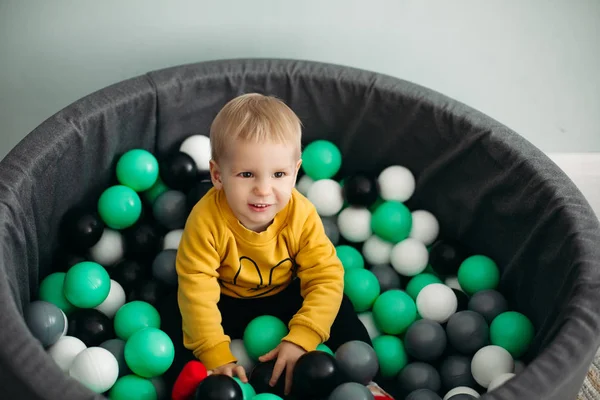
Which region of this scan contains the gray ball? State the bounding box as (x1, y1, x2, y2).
(151, 376, 168, 400)
(335, 340, 379, 385)
(447, 395, 478, 400)
(100, 338, 130, 377)
(322, 216, 340, 245)
(152, 249, 178, 286)
(369, 264, 402, 292)
(467, 289, 508, 324)
(397, 362, 441, 396)
(406, 389, 442, 400)
(445, 310, 489, 355)
(404, 319, 447, 362)
(328, 382, 374, 400)
(25, 300, 65, 348)
(153, 190, 188, 230)
(438, 355, 477, 391)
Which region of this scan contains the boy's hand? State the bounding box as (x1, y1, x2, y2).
(210, 362, 248, 383)
(259, 341, 306, 395)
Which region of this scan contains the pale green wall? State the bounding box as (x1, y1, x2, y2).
(1, 0, 599, 161)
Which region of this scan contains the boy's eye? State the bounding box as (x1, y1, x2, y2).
(239, 172, 253, 178)
(274, 172, 285, 178)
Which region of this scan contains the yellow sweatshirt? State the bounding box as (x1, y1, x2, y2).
(176, 186, 344, 370)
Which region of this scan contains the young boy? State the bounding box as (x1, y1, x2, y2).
(175, 93, 391, 398)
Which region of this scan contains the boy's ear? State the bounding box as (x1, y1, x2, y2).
(293, 158, 303, 181)
(209, 159, 223, 190)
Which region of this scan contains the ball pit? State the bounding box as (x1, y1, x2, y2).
(0, 59, 599, 400)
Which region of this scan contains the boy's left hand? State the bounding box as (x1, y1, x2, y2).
(259, 340, 306, 395)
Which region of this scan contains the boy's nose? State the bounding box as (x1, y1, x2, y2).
(254, 180, 271, 195)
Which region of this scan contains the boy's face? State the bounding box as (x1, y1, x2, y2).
(209, 139, 302, 232)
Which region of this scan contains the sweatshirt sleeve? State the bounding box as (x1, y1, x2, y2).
(283, 204, 345, 351)
(176, 206, 237, 370)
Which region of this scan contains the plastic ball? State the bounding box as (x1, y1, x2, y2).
(362, 235, 393, 266)
(100, 338, 130, 378)
(438, 355, 477, 392)
(487, 372, 515, 392)
(443, 386, 480, 400)
(144, 176, 171, 205)
(193, 374, 243, 400)
(109, 259, 147, 293)
(444, 276, 462, 292)
(316, 343, 335, 355)
(457, 255, 500, 295)
(59, 207, 105, 252)
(416, 283, 458, 323)
(114, 300, 161, 341)
(428, 240, 469, 277)
(243, 315, 289, 360)
(470, 345, 514, 388)
(321, 216, 340, 245)
(69, 346, 119, 393)
(152, 249, 178, 286)
(47, 335, 87, 372)
(336, 245, 364, 270)
(296, 174, 314, 196)
(406, 389, 443, 400)
(490, 311, 534, 358)
(328, 382, 373, 400)
(249, 360, 285, 396)
(88, 228, 125, 267)
(404, 319, 447, 362)
(306, 179, 344, 217)
(301, 140, 342, 180)
(369, 264, 402, 292)
(397, 362, 441, 397)
(163, 229, 184, 250)
(179, 134, 211, 171)
(372, 335, 408, 378)
(406, 273, 443, 300)
(38, 272, 75, 314)
(94, 279, 126, 319)
(159, 151, 198, 192)
(116, 149, 159, 192)
(292, 350, 341, 398)
(153, 190, 188, 230)
(98, 185, 142, 230)
(337, 206, 372, 242)
(63, 261, 111, 308)
(445, 310, 490, 356)
(344, 268, 381, 312)
(342, 173, 380, 207)
(252, 394, 283, 400)
(186, 179, 214, 211)
(230, 338, 255, 372)
(377, 165, 415, 202)
(128, 280, 168, 309)
(390, 238, 429, 277)
(335, 340, 379, 384)
(371, 201, 412, 243)
(409, 210, 440, 246)
(124, 327, 175, 378)
(67, 308, 114, 347)
(123, 221, 162, 261)
(372, 289, 417, 335)
(109, 374, 158, 400)
(358, 311, 382, 340)
(468, 290, 509, 324)
(233, 376, 256, 400)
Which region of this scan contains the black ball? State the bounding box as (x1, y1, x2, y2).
(59, 207, 104, 252)
(397, 362, 441, 398)
(428, 240, 469, 277)
(467, 289, 508, 324)
(404, 319, 447, 362)
(123, 221, 163, 261)
(186, 179, 213, 211)
(453, 289, 470, 312)
(292, 350, 342, 399)
(109, 259, 148, 293)
(193, 374, 243, 400)
(160, 151, 199, 192)
(128, 279, 169, 308)
(52, 250, 87, 272)
(67, 308, 114, 347)
(445, 311, 490, 355)
(406, 389, 442, 400)
(249, 360, 286, 397)
(438, 355, 477, 391)
(342, 174, 380, 207)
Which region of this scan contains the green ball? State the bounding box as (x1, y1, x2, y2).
(39, 272, 75, 314)
(109, 374, 157, 400)
(233, 377, 256, 400)
(344, 268, 381, 312)
(63, 262, 111, 308)
(253, 394, 283, 400)
(336, 245, 364, 270)
(316, 343, 334, 356)
(144, 176, 170, 205)
(98, 185, 142, 230)
(372, 289, 417, 335)
(116, 149, 159, 192)
(114, 301, 161, 341)
(372, 335, 408, 378)
(124, 327, 175, 378)
(370, 201, 412, 243)
(405, 273, 443, 300)
(490, 311, 535, 358)
(301, 140, 342, 180)
(243, 315, 289, 360)
(457, 255, 500, 295)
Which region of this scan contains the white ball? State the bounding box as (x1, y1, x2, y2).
(488, 372, 516, 392)
(69, 347, 119, 393)
(471, 345, 514, 388)
(306, 179, 344, 217)
(230, 339, 254, 371)
(362, 235, 393, 265)
(390, 238, 429, 276)
(444, 276, 463, 292)
(163, 229, 184, 250)
(94, 280, 126, 319)
(358, 312, 382, 340)
(89, 229, 124, 267)
(61, 309, 68, 337)
(47, 335, 87, 372)
(378, 165, 415, 202)
(409, 210, 439, 246)
(179, 135, 211, 171)
(443, 386, 481, 399)
(337, 207, 372, 243)
(296, 175, 314, 196)
(416, 283, 458, 323)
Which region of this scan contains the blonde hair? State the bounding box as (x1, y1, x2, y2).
(210, 93, 302, 162)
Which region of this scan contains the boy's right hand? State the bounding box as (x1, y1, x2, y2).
(210, 362, 248, 383)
